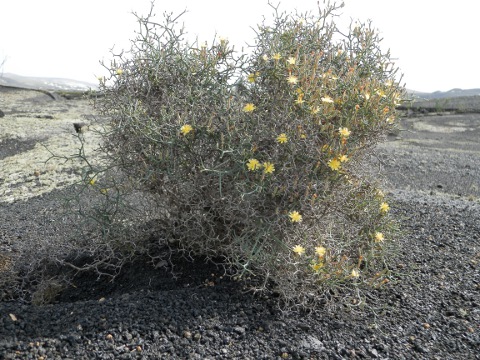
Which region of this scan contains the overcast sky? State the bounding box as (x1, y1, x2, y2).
(0, 0, 478, 92)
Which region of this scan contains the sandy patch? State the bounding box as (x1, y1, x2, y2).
(0, 88, 104, 203)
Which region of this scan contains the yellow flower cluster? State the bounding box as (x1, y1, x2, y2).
(292, 244, 326, 257)
(328, 158, 341, 171)
(263, 162, 275, 174)
(247, 72, 259, 83)
(375, 232, 384, 243)
(289, 211, 302, 223)
(292, 245, 305, 255)
(246, 158, 260, 171)
(380, 202, 390, 213)
(321, 96, 334, 103)
(287, 75, 298, 85)
(276, 133, 288, 144)
(315, 246, 326, 257)
(180, 124, 193, 135)
(246, 159, 275, 174)
(243, 103, 256, 112)
(339, 127, 351, 138)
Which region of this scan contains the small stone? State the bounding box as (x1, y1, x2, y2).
(8, 314, 17, 322)
(73, 122, 88, 133)
(183, 330, 192, 339)
(105, 334, 114, 341)
(233, 326, 246, 335)
(423, 323, 431, 329)
(368, 348, 379, 358)
(413, 343, 429, 353)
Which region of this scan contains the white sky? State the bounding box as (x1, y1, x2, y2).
(0, 0, 478, 92)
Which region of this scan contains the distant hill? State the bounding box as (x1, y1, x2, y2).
(1, 72, 479, 109)
(409, 88, 480, 100)
(0, 73, 98, 92)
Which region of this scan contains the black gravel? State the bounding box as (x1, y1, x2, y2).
(1, 114, 480, 359)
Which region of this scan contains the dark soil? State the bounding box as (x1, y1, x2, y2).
(1, 111, 479, 359)
(0, 137, 43, 160)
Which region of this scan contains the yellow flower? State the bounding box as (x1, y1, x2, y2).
(289, 211, 302, 223)
(116, 69, 123, 75)
(219, 36, 228, 44)
(276, 133, 288, 144)
(321, 96, 334, 103)
(364, 92, 371, 100)
(311, 262, 323, 271)
(272, 53, 282, 61)
(263, 162, 275, 174)
(315, 246, 326, 258)
(375, 232, 385, 243)
(394, 94, 402, 106)
(295, 95, 305, 105)
(310, 106, 320, 114)
(88, 178, 96, 186)
(100, 188, 108, 195)
(287, 75, 298, 85)
(339, 127, 351, 138)
(287, 57, 296, 65)
(351, 269, 360, 278)
(243, 103, 256, 112)
(292, 245, 305, 255)
(262, 54, 269, 61)
(328, 158, 341, 171)
(380, 202, 390, 213)
(180, 124, 193, 135)
(247, 72, 259, 83)
(339, 154, 349, 162)
(246, 158, 261, 171)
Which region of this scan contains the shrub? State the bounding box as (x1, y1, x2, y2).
(85, 2, 404, 308)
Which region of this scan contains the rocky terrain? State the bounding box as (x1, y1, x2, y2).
(0, 86, 479, 359)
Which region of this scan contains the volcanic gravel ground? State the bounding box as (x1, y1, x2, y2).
(0, 190, 479, 359)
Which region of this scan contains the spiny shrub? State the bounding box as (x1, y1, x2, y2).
(92, 1, 405, 308)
